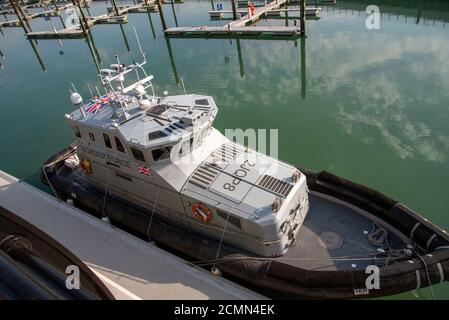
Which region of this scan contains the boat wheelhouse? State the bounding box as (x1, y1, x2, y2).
(64, 47, 309, 257)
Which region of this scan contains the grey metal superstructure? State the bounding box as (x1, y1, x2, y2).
(65, 47, 309, 257)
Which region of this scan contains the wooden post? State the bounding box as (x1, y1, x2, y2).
(300, 35, 306, 99)
(157, 0, 167, 31)
(119, 24, 130, 52)
(72, 0, 89, 36)
(110, 0, 120, 16)
(9, 0, 31, 34)
(77, 0, 90, 29)
(28, 39, 46, 72)
(170, 0, 178, 27)
(52, 0, 59, 10)
(231, 0, 237, 20)
(236, 39, 244, 78)
(85, 33, 100, 73)
(144, 0, 156, 39)
(299, 0, 305, 35)
(165, 37, 179, 84)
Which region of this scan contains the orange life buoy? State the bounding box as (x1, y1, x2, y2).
(81, 159, 92, 174)
(191, 203, 212, 223)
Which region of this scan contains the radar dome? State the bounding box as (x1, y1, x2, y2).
(134, 84, 145, 96)
(70, 92, 83, 105)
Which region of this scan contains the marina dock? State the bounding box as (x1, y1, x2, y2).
(0, 0, 160, 40)
(231, 0, 287, 26)
(209, 6, 321, 19)
(164, 25, 300, 37)
(165, 0, 308, 38)
(0, 170, 266, 300)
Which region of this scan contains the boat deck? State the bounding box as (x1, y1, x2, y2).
(282, 192, 407, 271)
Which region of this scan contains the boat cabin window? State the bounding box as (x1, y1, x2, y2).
(71, 125, 81, 138)
(195, 98, 209, 106)
(152, 146, 172, 161)
(114, 136, 126, 153)
(131, 147, 145, 162)
(89, 132, 95, 141)
(148, 131, 168, 141)
(103, 133, 112, 149)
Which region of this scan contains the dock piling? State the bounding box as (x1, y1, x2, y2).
(119, 24, 130, 52)
(170, 0, 178, 27)
(236, 39, 244, 77)
(73, 0, 89, 36)
(300, 0, 305, 34)
(231, 0, 237, 20)
(110, 0, 119, 16)
(9, 0, 31, 34)
(157, 0, 167, 30)
(300, 35, 306, 98)
(165, 36, 179, 84)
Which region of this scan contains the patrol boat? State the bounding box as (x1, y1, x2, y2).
(42, 43, 449, 299)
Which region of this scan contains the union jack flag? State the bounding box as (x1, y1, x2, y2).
(137, 164, 152, 176)
(84, 95, 110, 114)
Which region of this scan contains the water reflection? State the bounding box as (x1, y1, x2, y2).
(165, 36, 180, 84)
(3, 0, 449, 165)
(29, 39, 46, 72)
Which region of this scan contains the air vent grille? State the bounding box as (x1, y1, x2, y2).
(210, 143, 241, 169)
(257, 175, 293, 197)
(189, 143, 242, 189)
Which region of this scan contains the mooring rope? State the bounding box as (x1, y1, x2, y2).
(415, 251, 436, 300)
(18, 167, 42, 182)
(213, 210, 231, 271)
(39, 145, 77, 202)
(101, 168, 111, 218)
(190, 252, 393, 268)
(146, 187, 160, 241)
(41, 166, 62, 201)
(368, 223, 389, 247)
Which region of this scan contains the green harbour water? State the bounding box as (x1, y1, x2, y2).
(0, 0, 449, 299)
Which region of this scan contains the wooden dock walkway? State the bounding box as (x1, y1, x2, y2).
(209, 6, 321, 18)
(165, 0, 305, 38)
(27, 28, 86, 39)
(165, 25, 300, 38)
(106, 3, 157, 15)
(0, 3, 73, 29)
(230, 0, 287, 27)
(26, 1, 156, 40)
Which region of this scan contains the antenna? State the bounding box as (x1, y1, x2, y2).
(133, 25, 146, 63)
(86, 83, 94, 100)
(71, 82, 78, 93)
(95, 86, 102, 98)
(181, 78, 187, 94)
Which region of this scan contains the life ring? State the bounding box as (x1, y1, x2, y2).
(192, 203, 212, 223)
(81, 159, 92, 174)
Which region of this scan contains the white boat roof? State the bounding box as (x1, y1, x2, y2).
(67, 93, 218, 149)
